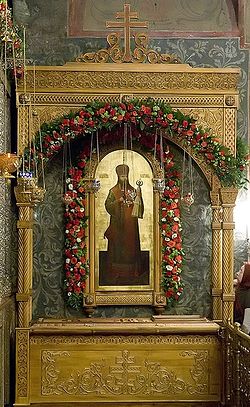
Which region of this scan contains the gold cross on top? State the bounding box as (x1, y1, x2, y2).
(106, 3, 149, 62)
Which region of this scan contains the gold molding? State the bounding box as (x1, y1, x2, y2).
(18, 66, 240, 95)
(95, 293, 153, 305)
(30, 333, 219, 345)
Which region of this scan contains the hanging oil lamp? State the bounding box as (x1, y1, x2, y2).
(84, 131, 101, 194)
(181, 149, 195, 208)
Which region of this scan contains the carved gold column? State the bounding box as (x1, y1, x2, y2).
(14, 186, 34, 328)
(83, 192, 96, 316)
(14, 177, 45, 327)
(153, 191, 166, 313)
(220, 187, 238, 323)
(210, 190, 222, 321)
(223, 95, 238, 155)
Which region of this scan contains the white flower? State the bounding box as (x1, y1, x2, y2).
(166, 265, 173, 270)
(174, 217, 179, 222)
(165, 237, 170, 241)
(80, 208, 84, 212)
(68, 292, 72, 296)
(162, 230, 166, 236)
(161, 217, 166, 222)
(68, 184, 73, 190)
(66, 258, 70, 264)
(65, 230, 69, 234)
(66, 178, 71, 183)
(76, 238, 81, 242)
(172, 233, 178, 238)
(77, 282, 81, 286)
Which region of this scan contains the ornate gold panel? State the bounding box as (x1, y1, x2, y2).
(28, 322, 221, 404)
(17, 64, 239, 157)
(39, 349, 210, 397)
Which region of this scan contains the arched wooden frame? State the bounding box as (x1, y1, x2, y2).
(15, 62, 239, 328)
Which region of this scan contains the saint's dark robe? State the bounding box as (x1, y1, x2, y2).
(104, 183, 144, 285)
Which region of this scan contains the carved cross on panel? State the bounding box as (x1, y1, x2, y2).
(106, 3, 148, 62)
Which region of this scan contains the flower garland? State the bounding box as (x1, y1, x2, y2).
(28, 99, 249, 309)
(38, 100, 249, 189)
(64, 156, 89, 309)
(160, 149, 184, 305)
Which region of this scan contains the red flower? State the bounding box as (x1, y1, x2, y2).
(176, 255, 182, 263)
(166, 289, 174, 298)
(110, 108, 116, 116)
(62, 118, 70, 126)
(74, 286, 81, 294)
(206, 153, 215, 161)
(167, 241, 176, 248)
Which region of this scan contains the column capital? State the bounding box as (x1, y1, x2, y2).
(219, 187, 238, 206)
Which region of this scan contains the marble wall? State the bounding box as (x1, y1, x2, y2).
(0, 80, 17, 407)
(0, 297, 15, 406)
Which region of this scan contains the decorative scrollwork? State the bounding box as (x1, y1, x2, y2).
(76, 32, 180, 65)
(181, 350, 209, 394)
(41, 349, 188, 396)
(16, 330, 29, 397)
(133, 33, 180, 64)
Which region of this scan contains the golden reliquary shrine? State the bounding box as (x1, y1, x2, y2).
(13, 4, 250, 407)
